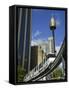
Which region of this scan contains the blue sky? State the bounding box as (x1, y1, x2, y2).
(32, 9, 65, 46)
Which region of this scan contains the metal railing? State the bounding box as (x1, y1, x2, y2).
(24, 39, 65, 82)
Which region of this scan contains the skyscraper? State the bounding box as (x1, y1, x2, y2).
(48, 37, 54, 54)
(30, 46, 45, 70)
(38, 41, 48, 54)
(17, 8, 32, 73)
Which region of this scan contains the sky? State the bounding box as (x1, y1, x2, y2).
(31, 9, 65, 47)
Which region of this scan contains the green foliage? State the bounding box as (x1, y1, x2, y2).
(17, 65, 26, 82)
(52, 68, 64, 79)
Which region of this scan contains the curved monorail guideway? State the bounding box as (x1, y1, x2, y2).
(17, 7, 67, 83)
(24, 38, 66, 82)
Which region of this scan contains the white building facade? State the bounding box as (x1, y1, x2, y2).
(48, 37, 54, 54)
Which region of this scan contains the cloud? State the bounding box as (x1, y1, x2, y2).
(56, 19, 60, 26)
(31, 39, 47, 46)
(59, 62, 63, 68)
(31, 40, 37, 46)
(56, 46, 60, 54)
(32, 30, 42, 39)
(56, 41, 62, 54)
(31, 39, 42, 46)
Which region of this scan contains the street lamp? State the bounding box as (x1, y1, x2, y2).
(50, 16, 56, 54)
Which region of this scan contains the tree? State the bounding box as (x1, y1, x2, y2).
(52, 67, 64, 79)
(17, 65, 26, 82)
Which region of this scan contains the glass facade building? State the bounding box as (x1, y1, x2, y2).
(17, 8, 32, 73)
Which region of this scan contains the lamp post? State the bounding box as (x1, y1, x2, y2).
(50, 16, 56, 54)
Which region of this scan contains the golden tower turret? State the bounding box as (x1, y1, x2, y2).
(50, 16, 56, 30)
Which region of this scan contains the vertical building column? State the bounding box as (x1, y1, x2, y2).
(28, 9, 32, 72)
(18, 8, 22, 65)
(18, 8, 32, 73)
(22, 8, 28, 69)
(18, 8, 22, 50)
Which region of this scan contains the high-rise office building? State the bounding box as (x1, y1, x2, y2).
(30, 46, 46, 70)
(38, 41, 48, 54)
(48, 37, 54, 54)
(17, 8, 32, 73)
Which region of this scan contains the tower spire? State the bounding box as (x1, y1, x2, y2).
(50, 15, 56, 54)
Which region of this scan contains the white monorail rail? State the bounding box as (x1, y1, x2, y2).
(24, 39, 65, 82)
